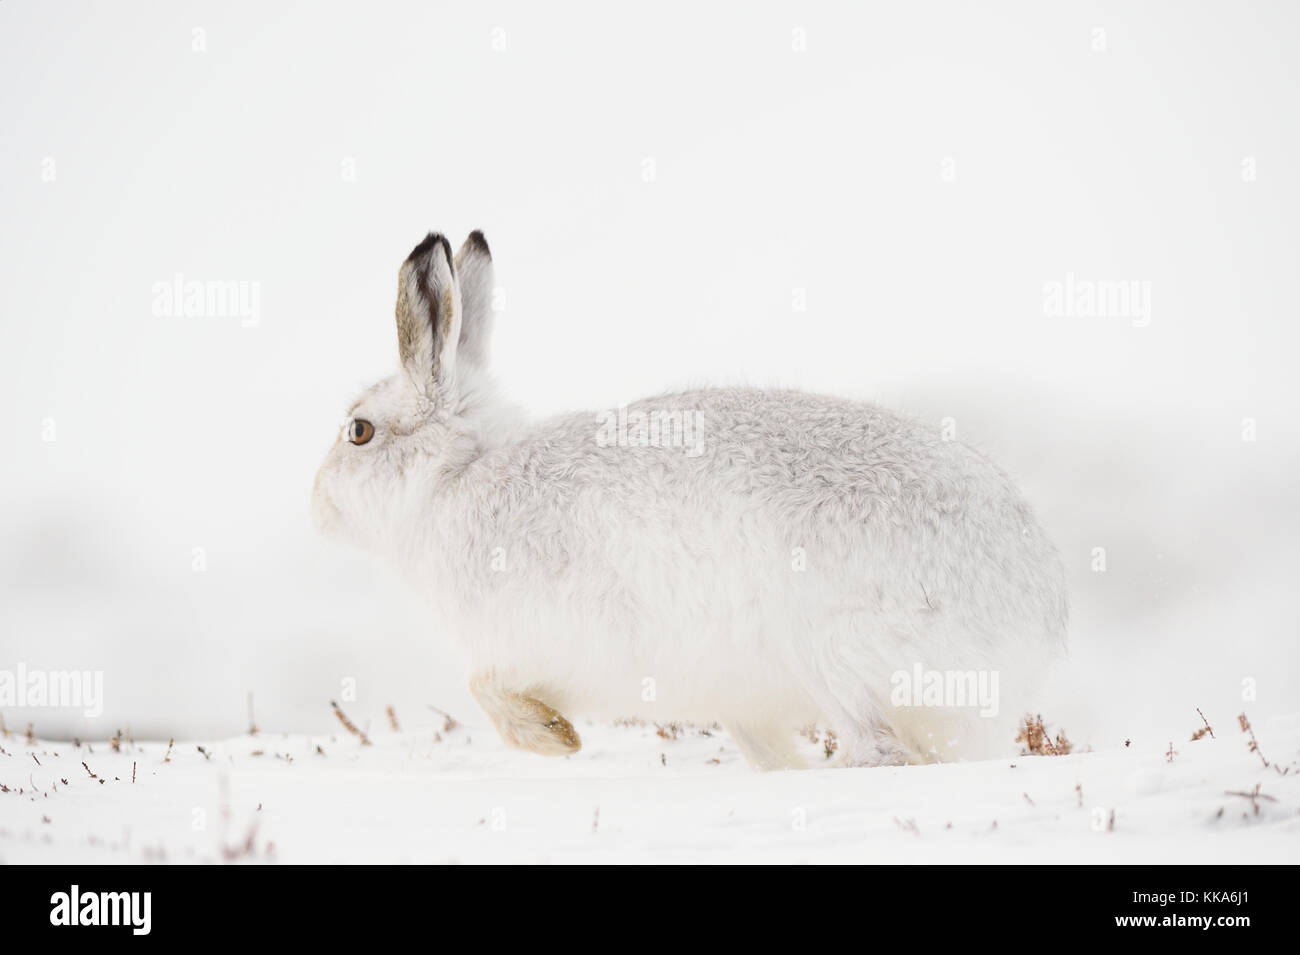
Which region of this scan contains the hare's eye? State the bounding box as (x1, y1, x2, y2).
(349, 419, 375, 446)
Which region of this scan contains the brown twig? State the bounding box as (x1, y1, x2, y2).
(1191, 707, 1215, 741)
(221, 820, 262, 862)
(893, 816, 920, 836)
(331, 701, 372, 745)
(1224, 783, 1277, 816)
(427, 704, 459, 734)
(1237, 713, 1269, 768)
(655, 722, 683, 741)
(1015, 714, 1072, 756)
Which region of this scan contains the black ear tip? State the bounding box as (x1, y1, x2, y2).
(466, 230, 490, 255)
(407, 231, 442, 261)
(406, 232, 454, 269)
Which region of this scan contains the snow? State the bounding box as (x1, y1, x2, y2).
(3, 712, 1297, 864)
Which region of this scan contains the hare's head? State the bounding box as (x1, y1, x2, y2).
(312, 230, 496, 550)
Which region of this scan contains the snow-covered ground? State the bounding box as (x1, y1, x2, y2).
(3, 710, 1296, 864)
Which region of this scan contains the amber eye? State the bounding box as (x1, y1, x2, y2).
(349, 419, 375, 445)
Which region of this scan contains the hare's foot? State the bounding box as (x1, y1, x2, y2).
(803, 680, 917, 768)
(725, 723, 806, 771)
(835, 727, 914, 768)
(469, 675, 581, 756)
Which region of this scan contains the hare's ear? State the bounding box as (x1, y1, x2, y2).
(395, 233, 461, 397)
(453, 230, 494, 369)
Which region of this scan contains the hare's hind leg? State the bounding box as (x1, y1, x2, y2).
(834, 724, 914, 768)
(469, 674, 581, 756)
(803, 671, 916, 767)
(821, 697, 916, 768)
(725, 723, 806, 771)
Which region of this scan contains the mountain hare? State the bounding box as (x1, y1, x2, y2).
(313, 231, 1068, 770)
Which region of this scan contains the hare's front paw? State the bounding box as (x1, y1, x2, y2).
(470, 675, 582, 757)
(504, 695, 582, 755)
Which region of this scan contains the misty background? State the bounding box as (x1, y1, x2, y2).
(2, 0, 1297, 747)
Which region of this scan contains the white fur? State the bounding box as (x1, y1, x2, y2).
(313, 232, 1069, 770)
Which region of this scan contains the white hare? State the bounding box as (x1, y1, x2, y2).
(312, 231, 1068, 770)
